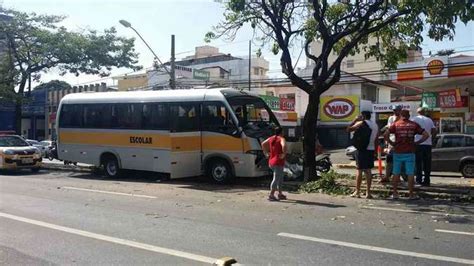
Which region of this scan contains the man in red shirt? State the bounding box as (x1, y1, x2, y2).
(383, 110, 429, 199)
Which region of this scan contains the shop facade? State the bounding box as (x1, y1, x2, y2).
(263, 78, 394, 148)
(394, 55, 474, 135)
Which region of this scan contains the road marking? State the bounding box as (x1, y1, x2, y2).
(62, 186, 157, 199)
(435, 229, 474, 236)
(278, 232, 474, 265)
(361, 205, 469, 217)
(0, 212, 217, 264)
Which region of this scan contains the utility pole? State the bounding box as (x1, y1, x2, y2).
(170, 34, 176, 90)
(44, 87, 49, 140)
(248, 40, 251, 91)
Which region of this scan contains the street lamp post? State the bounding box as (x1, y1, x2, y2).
(119, 19, 175, 89)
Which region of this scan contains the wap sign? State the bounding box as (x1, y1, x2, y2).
(320, 95, 359, 122)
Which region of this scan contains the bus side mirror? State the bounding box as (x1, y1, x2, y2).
(231, 127, 242, 137)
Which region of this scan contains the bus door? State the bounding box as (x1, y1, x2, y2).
(169, 103, 202, 178)
(201, 102, 243, 162)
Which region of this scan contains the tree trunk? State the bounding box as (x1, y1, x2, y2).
(303, 90, 321, 182)
(15, 76, 27, 136)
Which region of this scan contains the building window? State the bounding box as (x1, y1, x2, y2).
(346, 59, 354, 68)
(361, 84, 377, 102)
(254, 67, 260, 75)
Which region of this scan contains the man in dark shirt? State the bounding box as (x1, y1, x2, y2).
(383, 110, 429, 200)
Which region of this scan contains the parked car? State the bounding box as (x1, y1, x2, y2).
(38, 140, 54, 157)
(432, 134, 474, 177)
(26, 139, 49, 157)
(0, 135, 42, 172)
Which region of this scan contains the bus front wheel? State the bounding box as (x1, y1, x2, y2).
(207, 159, 233, 184)
(102, 155, 121, 178)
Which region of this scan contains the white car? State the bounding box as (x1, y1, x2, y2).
(0, 135, 42, 172)
(26, 139, 49, 157)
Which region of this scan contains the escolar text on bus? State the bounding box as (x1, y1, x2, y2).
(130, 136, 153, 144)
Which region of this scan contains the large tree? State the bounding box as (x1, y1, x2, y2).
(0, 8, 142, 134)
(207, 0, 473, 180)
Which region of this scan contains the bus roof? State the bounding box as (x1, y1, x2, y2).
(60, 88, 256, 104)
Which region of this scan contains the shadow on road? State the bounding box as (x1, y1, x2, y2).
(55, 169, 273, 193)
(281, 199, 346, 208)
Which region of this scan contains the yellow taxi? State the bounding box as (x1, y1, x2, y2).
(0, 135, 42, 172)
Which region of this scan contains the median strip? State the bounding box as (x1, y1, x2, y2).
(361, 205, 469, 217)
(62, 186, 157, 199)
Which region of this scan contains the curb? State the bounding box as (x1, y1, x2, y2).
(335, 164, 386, 170)
(41, 162, 97, 173)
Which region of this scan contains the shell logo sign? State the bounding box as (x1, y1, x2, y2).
(427, 59, 445, 75)
(320, 95, 359, 122)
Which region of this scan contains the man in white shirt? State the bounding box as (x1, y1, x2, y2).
(411, 107, 437, 186)
(347, 111, 379, 199)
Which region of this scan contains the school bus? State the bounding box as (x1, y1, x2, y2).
(56, 88, 279, 183)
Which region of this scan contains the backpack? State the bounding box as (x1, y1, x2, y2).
(351, 121, 372, 151)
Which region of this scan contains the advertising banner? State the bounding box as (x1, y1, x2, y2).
(280, 98, 295, 111)
(320, 95, 359, 122)
(439, 89, 463, 108)
(421, 92, 438, 108)
(260, 95, 280, 110)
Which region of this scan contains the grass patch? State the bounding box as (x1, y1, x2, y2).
(298, 170, 353, 195)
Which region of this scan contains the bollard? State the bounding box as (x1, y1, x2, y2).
(377, 145, 383, 177)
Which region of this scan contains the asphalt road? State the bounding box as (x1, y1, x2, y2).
(1, 169, 473, 265)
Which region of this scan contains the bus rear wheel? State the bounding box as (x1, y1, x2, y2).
(207, 159, 234, 184)
(102, 155, 121, 178)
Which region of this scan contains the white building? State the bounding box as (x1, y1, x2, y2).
(147, 45, 270, 90)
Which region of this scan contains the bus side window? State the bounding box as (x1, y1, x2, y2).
(111, 103, 142, 129)
(83, 104, 112, 128)
(59, 104, 83, 128)
(143, 103, 169, 130)
(202, 102, 236, 134)
(170, 103, 200, 132)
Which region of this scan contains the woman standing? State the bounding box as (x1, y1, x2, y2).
(261, 127, 287, 201)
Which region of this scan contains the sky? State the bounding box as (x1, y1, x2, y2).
(4, 0, 474, 88)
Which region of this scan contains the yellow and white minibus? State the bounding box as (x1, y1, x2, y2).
(56, 88, 279, 183)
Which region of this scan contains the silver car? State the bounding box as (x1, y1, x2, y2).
(432, 134, 474, 177)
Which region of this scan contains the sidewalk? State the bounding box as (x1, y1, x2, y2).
(331, 163, 473, 201)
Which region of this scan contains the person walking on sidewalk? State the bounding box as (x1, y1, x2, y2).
(384, 110, 429, 200)
(412, 107, 436, 186)
(347, 111, 379, 199)
(261, 127, 287, 201)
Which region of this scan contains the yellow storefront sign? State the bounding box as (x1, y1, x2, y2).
(320, 95, 360, 122)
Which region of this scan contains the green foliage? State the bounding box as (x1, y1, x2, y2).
(298, 170, 353, 195)
(33, 80, 71, 91)
(209, 0, 473, 82)
(436, 49, 455, 56)
(0, 8, 142, 91)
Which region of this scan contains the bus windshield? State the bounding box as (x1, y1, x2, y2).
(227, 96, 279, 137)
